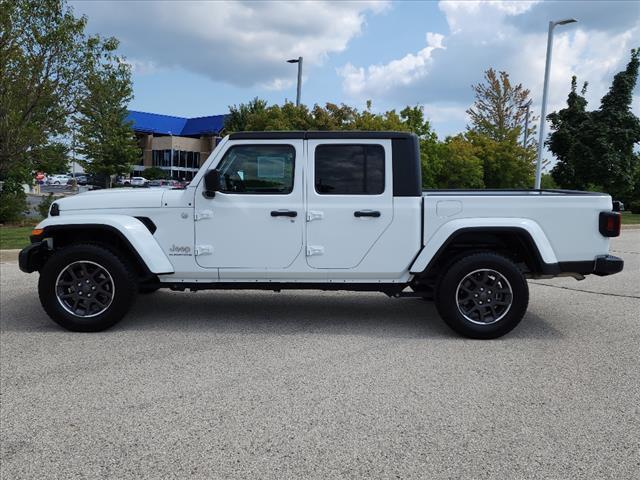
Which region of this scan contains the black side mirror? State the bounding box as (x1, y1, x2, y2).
(203, 169, 220, 198)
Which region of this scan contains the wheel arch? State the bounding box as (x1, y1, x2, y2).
(410, 223, 557, 278)
(31, 215, 174, 277)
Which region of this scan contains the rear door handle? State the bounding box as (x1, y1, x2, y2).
(271, 210, 297, 217)
(354, 210, 381, 218)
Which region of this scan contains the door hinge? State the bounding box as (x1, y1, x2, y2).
(194, 210, 213, 221)
(306, 245, 324, 256)
(194, 245, 213, 256)
(306, 210, 324, 222)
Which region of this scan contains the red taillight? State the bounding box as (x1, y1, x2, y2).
(599, 212, 621, 237)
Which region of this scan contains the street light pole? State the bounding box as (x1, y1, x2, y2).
(287, 57, 303, 106)
(535, 18, 577, 189)
(520, 100, 532, 148)
(534, 18, 577, 189)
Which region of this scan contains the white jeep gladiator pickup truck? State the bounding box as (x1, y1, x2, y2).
(20, 131, 624, 338)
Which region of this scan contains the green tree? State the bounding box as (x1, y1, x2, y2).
(549, 49, 640, 201)
(75, 38, 139, 187)
(465, 68, 537, 188)
(310, 102, 356, 130)
(0, 0, 86, 220)
(30, 142, 70, 174)
(0, 0, 128, 218)
(548, 77, 591, 189)
(225, 97, 269, 131)
(434, 135, 484, 189)
(224, 99, 439, 135)
(540, 173, 558, 190)
(467, 68, 537, 143)
(469, 130, 535, 188)
(1, 0, 83, 177)
(588, 49, 640, 201)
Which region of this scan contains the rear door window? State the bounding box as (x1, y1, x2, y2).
(314, 144, 384, 195)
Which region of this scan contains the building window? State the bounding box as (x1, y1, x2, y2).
(151, 149, 202, 178)
(152, 149, 171, 168)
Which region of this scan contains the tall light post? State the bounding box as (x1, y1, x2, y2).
(534, 18, 577, 189)
(519, 99, 532, 148)
(287, 57, 303, 106)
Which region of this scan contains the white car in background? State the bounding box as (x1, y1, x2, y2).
(124, 176, 148, 186)
(46, 174, 72, 185)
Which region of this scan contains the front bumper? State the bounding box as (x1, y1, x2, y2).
(18, 241, 48, 273)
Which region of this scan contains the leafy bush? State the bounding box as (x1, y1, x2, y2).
(143, 167, 167, 180)
(37, 193, 55, 218)
(0, 192, 28, 223)
(540, 173, 558, 189)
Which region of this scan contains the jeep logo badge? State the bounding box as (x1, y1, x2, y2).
(169, 244, 192, 256)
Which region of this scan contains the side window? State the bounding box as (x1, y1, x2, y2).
(215, 144, 295, 194)
(315, 144, 385, 195)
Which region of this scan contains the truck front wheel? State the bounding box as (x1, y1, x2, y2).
(38, 244, 138, 332)
(435, 252, 528, 339)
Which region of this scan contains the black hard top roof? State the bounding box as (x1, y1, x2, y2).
(228, 131, 416, 140)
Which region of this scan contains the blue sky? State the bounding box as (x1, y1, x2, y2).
(73, 0, 639, 143)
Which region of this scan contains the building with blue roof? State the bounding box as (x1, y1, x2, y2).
(127, 110, 227, 180)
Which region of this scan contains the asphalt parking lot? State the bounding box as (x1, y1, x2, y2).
(1, 231, 639, 479)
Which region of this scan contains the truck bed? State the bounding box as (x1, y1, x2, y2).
(420, 189, 613, 263)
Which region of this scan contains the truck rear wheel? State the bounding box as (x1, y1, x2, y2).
(38, 244, 138, 332)
(435, 252, 528, 339)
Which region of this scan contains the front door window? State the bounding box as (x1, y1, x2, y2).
(216, 145, 295, 194)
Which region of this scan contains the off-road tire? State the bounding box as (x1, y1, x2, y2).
(435, 252, 528, 339)
(38, 244, 138, 332)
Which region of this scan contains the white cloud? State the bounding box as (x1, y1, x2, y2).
(439, 0, 539, 33)
(423, 102, 469, 124)
(72, 0, 389, 89)
(338, 32, 444, 97)
(338, 0, 640, 136)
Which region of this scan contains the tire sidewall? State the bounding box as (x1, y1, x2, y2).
(436, 253, 529, 339)
(38, 245, 137, 332)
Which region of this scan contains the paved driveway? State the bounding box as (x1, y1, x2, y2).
(1, 231, 638, 479)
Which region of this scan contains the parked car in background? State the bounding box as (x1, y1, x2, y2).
(66, 175, 88, 186)
(84, 174, 110, 189)
(46, 174, 71, 185)
(123, 176, 148, 187)
(148, 179, 182, 189)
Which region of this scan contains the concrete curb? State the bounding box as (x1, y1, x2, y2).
(0, 249, 20, 263)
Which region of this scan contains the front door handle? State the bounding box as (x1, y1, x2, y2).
(354, 210, 381, 218)
(271, 210, 297, 218)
